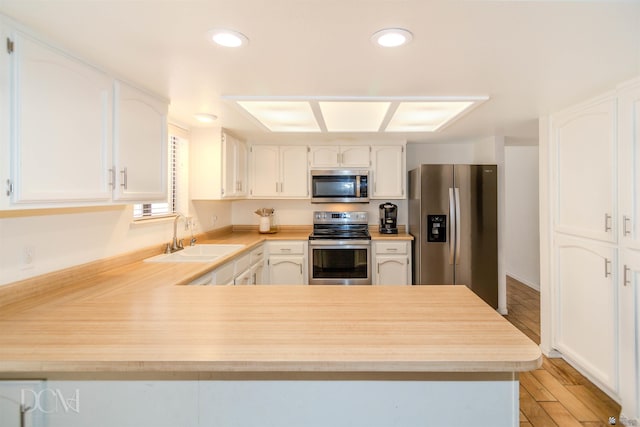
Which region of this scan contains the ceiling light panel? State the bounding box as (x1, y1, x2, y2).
(237, 101, 320, 132)
(385, 101, 475, 132)
(319, 101, 391, 132)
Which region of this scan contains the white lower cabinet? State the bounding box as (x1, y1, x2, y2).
(266, 241, 307, 285)
(250, 245, 265, 285)
(553, 234, 617, 393)
(619, 249, 640, 424)
(0, 380, 46, 427)
(373, 241, 411, 285)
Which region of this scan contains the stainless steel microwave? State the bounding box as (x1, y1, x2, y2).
(310, 170, 369, 203)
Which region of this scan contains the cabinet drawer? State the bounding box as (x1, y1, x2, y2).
(250, 245, 265, 264)
(269, 242, 305, 255)
(234, 253, 251, 276)
(375, 242, 408, 254)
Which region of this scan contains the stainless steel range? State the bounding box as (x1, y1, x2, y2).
(308, 211, 371, 285)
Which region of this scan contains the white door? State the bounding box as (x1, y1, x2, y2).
(309, 146, 339, 168)
(375, 256, 409, 285)
(10, 32, 112, 204)
(250, 145, 279, 197)
(113, 81, 167, 202)
(619, 249, 640, 421)
(280, 146, 309, 197)
(371, 146, 404, 198)
(251, 260, 265, 285)
(552, 95, 616, 242)
(236, 138, 248, 197)
(340, 146, 370, 167)
(619, 80, 640, 250)
(554, 235, 617, 391)
(268, 256, 305, 285)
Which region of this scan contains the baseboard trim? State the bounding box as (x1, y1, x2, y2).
(506, 272, 539, 291)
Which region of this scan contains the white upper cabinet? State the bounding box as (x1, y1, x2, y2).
(618, 79, 640, 250)
(190, 128, 248, 200)
(112, 80, 168, 202)
(1, 24, 169, 209)
(222, 133, 248, 198)
(371, 145, 405, 199)
(8, 31, 113, 204)
(551, 94, 617, 242)
(309, 145, 370, 168)
(250, 145, 308, 198)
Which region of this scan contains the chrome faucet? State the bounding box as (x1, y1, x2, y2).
(170, 214, 186, 252)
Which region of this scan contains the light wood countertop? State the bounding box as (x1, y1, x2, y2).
(0, 227, 540, 375)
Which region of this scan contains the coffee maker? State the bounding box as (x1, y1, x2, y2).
(379, 203, 398, 234)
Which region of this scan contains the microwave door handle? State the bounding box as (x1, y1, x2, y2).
(356, 176, 361, 198)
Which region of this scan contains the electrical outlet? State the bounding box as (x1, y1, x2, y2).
(21, 246, 35, 270)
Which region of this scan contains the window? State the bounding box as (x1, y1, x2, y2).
(133, 133, 188, 220)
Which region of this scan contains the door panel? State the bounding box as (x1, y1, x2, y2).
(417, 164, 454, 285)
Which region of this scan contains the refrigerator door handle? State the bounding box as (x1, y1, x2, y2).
(454, 187, 461, 265)
(448, 188, 455, 265)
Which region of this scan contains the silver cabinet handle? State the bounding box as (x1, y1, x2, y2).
(280, 248, 291, 252)
(386, 248, 398, 252)
(120, 167, 128, 189)
(624, 265, 631, 286)
(604, 213, 612, 232)
(108, 167, 116, 189)
(623, 215, 632, 236)
(604, 258, 612, 278)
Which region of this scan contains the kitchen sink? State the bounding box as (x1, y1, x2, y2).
(144, 244, 246, 263)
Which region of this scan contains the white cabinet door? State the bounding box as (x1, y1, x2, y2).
(309, 145, 369, 168)
(10, 32, 112, 204)
(552, 95, 616, 242)
(619, 249, 640, 422)
(113, 80, 168, 202)
(371, 146, 405, 199)
(250, 145, 308, 198)
(234, 269, 253, 285)
(250, 145, 279, 197)
(0, 380, 46, 427)
(268, 256, 305, 285)
(222, 133, 248, 198)
(375, 255, 409, 285)
(251, 260, 265, 285)
(340, 146, 370, 167)
(309, 146, 339, 168)
(554, 235, 617, 392)
(619, 80, 640, 250)
(279, 146, 309, 197)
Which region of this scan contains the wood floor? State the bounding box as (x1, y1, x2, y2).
(505, 277, 621, 427)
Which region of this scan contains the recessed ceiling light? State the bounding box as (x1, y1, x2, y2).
(208, 29, 249, 47)
(194, 113, 218, 123)
(371, 28, 413, 47)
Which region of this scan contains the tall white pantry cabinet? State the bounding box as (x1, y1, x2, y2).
(541, 76, 640, 425)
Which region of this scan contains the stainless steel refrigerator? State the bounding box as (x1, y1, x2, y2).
(409, 164, 498, 308)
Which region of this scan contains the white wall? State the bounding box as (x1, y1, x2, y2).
(0, 200, 232, 286)
(231, 199, 408, 228)
(504, 145, 540, 289)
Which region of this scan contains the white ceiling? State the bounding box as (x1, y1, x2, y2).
(1, 0, 639, 144)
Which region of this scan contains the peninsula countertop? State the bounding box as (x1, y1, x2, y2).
(0, 283, 541, 373)
(0, 227, 540, 375)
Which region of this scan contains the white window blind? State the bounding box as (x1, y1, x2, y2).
(133, 134, 188, 219)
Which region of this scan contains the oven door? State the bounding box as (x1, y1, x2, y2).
(308, 240, 371, 285)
